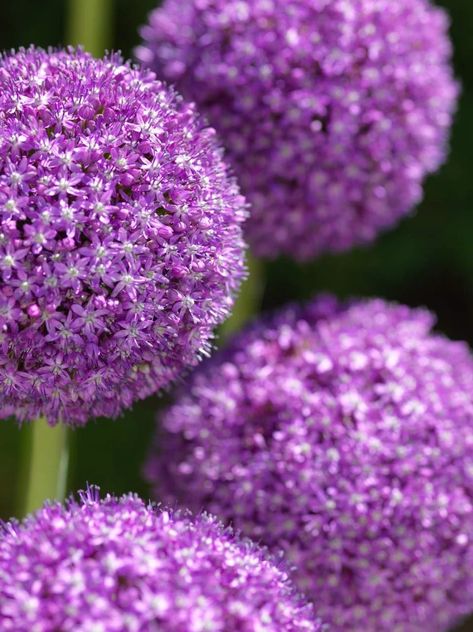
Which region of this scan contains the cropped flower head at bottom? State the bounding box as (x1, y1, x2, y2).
(0, 488, 323, 632)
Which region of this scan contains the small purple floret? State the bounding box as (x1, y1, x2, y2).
(0, 47, 246, 425)
(149, 296, 473, 631)
(137, 0, 458, 260)
(0, 488, 322, 631)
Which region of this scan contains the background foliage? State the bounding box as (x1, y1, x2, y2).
(0, 0, 472, 530)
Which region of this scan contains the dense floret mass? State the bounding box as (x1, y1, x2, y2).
(137, 0, 458, 260)
(0, 47, 246, 424)
(149, 296, 473, 631)
(0, 488, 322, 632)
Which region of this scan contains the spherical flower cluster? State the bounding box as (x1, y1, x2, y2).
(0, 488, 322, 632)
(148, 296, 473, 631)
(137, 0, 458, 260)
(0, 47, 246, 425)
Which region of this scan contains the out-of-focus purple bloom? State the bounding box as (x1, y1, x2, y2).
(137, 0, 458, 260)
(0, 47, 246, 425)
(0, 488, 322, 632)
(149, 296, 473, 631)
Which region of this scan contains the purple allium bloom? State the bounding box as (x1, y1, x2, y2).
(148, 296, 473, 631)
(137, 0, 458, 260)
(0, 488, 322, 632)
(0, 47, 246, 425)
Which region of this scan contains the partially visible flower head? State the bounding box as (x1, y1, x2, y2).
(137, 0, 458, 260)
(0, 47, 246, 424)
(149, 296, 473, 631)
(0, 488, 322, 632)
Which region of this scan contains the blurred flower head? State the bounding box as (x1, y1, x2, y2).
(0, 47, 246, 425)
(0, 487, 322, 632)
(137, 0, 458, 260)
(149, 296, 473, 631)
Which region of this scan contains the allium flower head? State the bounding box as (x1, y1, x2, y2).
(0, 47, 246, 424)
(137, 0, 458, 260)
(0, 488, 322, 632)
(149, 296, 473, 631)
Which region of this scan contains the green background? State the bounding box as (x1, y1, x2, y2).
(0, 0, 471, 532)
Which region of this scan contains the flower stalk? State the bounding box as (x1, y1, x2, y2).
(21, 420, 69, 516)
(67, 0, 113, 57)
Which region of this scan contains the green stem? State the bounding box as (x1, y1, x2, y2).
(21, 420, 69, 516)
(220, 253, 265, 339)
(67, 0, 113, 57)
